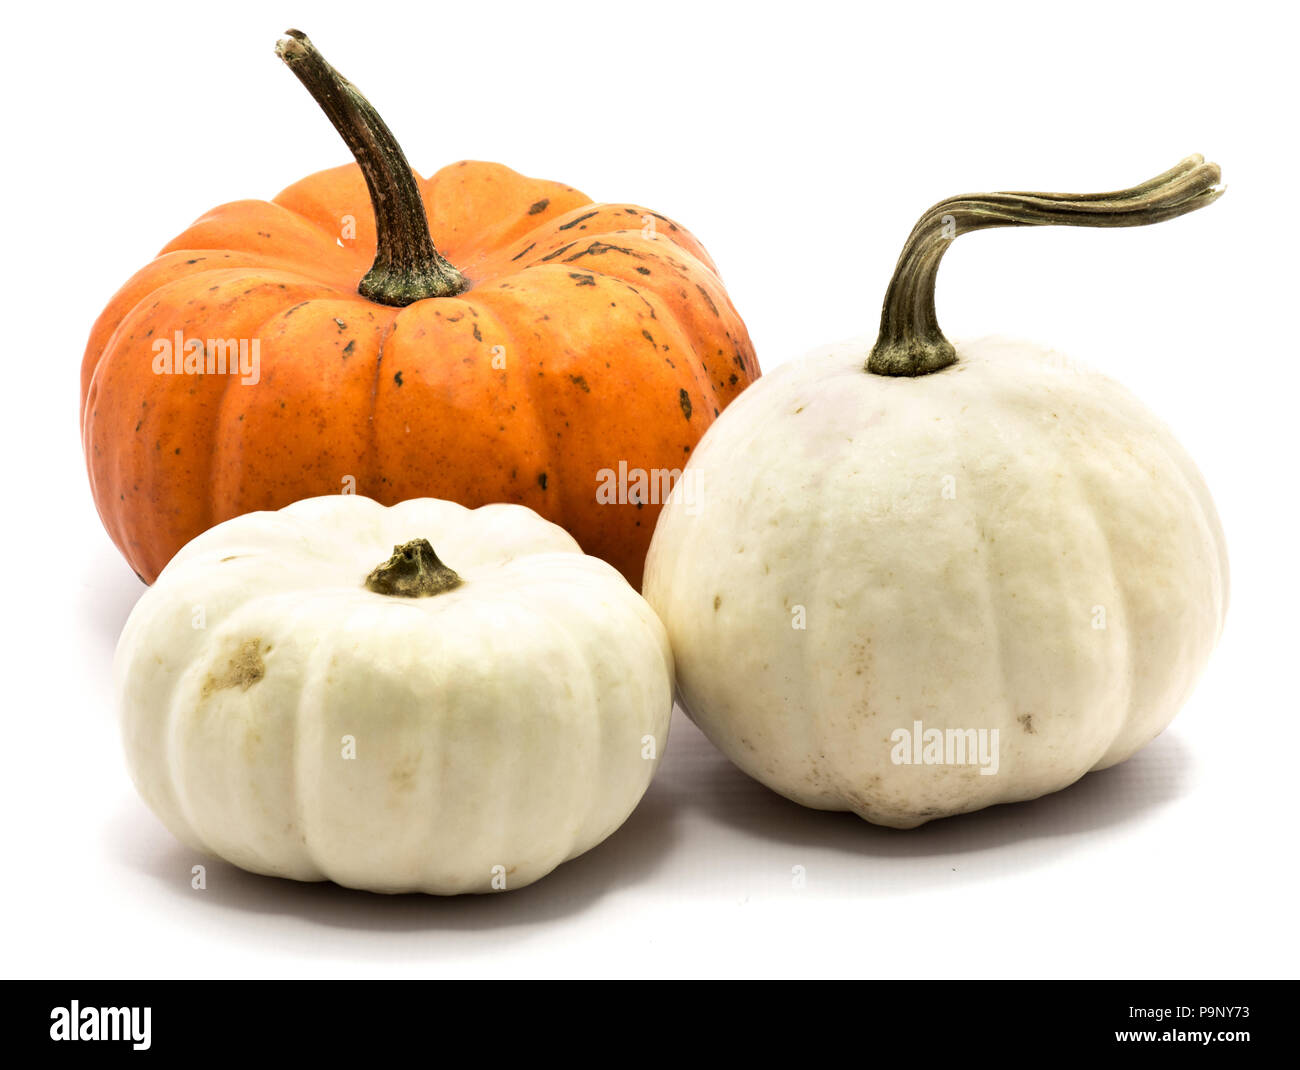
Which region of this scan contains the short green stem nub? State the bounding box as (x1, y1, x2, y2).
(365, 540, 463, 597)
(275, 29, 469, 306)
(867, 155, 1224, 378)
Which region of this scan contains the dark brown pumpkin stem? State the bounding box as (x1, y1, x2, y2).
(365, 540, 463, 597)
(275, 29, 469, 306)
(867, 155, 1224, 377)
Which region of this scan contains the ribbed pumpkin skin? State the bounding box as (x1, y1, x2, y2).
(114, 495, 674, 894)
(644, 337, 1228, 828)
(81, 160, 758, 586)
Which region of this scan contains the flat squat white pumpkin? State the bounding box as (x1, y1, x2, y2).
(644, 157, 1228, 828)
(115, 495, 674, 893)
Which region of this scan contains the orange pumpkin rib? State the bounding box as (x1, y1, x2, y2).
(493, 223, 755, 404)
(420, 162, 592, 266)
(86, 270, 344, 579)
(371, 296, 549, 525)
(209, 296, 394, 523)
(159, 199, 366, 282)
(273, 163, 381, 261)
(574, 235, 757, 401)
(466, 266, 722, 583)
(490, 203, 720, 277)
(80, 250, 353, 419)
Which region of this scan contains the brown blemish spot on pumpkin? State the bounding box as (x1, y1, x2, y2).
(342, 340, 356, 357)
(679, 389, 692, 421)
(538, 472, 548, 490)
(570, 374, 590, 392)
(695, 285, 719, 317)
(558, 210, 599, 231)
(1019, 714, 1036, 734)
(565, 241, 639, 263)
(390, 756, 420, 791)
(569, 273, 596, 287)
(333, 317, 347, 331)
(220, 555, 243, 562)
(394, 371, 403, 386)
(472, 323, 483, 342)
(540, 242, 578, 263)
(201, 638, 266, 698)
(714, 595, 722, 611)
(636, 266, 651, 275)
(527, 198, 549, 215)
(511, 242, 536, 262)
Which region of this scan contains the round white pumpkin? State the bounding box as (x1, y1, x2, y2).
(115, 495, 674, 893)
(644, 336, 1227, 827)
(644, 158, 1228, 829)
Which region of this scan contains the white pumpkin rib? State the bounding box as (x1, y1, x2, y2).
(118, 587, 205, 851)
(291, 613, 341, 885)
(510, 554, 656, 860)
(1052, 389, 1141, 778)
(807, 382, 877, 815)
(960, 386, 1023, 814)
(767, 364, 837, 806)
(169, 590, 313, 879)
(974, 355, 1124, 801)
(541, 580, 615, 865)
(460, 570, 593, 888)
(1061, 371, 1223, 769)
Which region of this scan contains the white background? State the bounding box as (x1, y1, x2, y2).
(4, 0, 1296, 978)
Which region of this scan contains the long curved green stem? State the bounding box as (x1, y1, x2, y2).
(867, 155, 1224, 377)
(275, 30, 469, 306)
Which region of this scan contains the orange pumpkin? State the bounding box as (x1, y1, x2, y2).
(81, 30, 758, 587)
